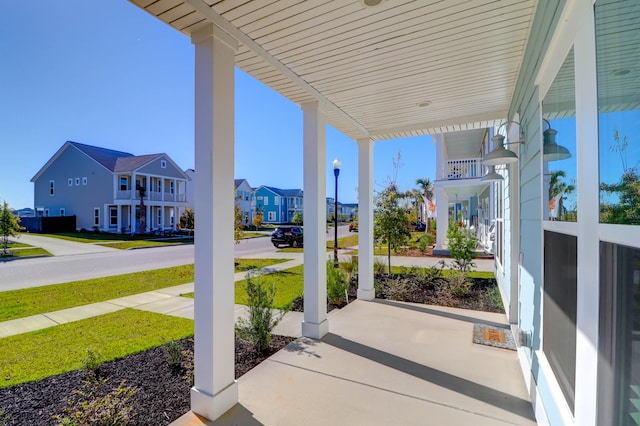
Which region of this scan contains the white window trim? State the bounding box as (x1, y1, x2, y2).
(75, 178, 80, 186)
(68, 178, 73, 186)
(82, 177, 87, 185)
(94, 208, 100, 226)
(161, 160, 167, 168)
(49, 180, 55, 196)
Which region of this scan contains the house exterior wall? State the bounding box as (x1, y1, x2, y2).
(254, 187, 279, 223)
(137, 156, 186, 179)
(33, 145, 112, 230)
(235, 180, 252, 225)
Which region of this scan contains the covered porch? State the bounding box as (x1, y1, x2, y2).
(128, 0, 536, 423)
(173, 299, 535, 426)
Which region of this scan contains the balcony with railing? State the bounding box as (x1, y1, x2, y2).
(438, 158, 483, 181)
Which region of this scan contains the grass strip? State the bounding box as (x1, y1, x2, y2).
(0, 247, 52, 258)
(183, 264, 304, 309)
(0, 309, 193, 388)
(0, 259, 287, 322)
(0, 265, 194, 322)
(96, 240, 182, 249)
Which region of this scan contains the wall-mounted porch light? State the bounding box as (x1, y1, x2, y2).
(482, 121, 525, 166)
(480, 165, 504, 182)
(543, 119, 572, 162)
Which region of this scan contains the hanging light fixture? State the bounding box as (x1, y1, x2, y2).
(481, 165, 504, 182)
(482, 121, 524, 166)
(543, 119, 572, 162)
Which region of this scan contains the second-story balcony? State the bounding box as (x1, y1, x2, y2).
(439, 158, 482, 181)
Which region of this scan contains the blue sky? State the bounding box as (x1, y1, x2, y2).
(0, 1, 435, 210)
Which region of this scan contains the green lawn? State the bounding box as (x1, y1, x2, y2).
(6, 242, 31, 248)
(0, 265, 194, 322)
(96, 240, 186, 249)
(277, 234, 360, 253)
(183, 264, 304, 309)
(0, 309, 193, 388)
(0, 247, 52, 258)
(0, 259, 286, 322)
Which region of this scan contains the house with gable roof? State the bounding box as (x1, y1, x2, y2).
(31, 141, 190, 233)
(252, 185, 303, 224)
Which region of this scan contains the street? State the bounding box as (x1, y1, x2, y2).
(0, 226, 352, 291)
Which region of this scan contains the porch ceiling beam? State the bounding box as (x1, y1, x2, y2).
(184, 0, 370, 139)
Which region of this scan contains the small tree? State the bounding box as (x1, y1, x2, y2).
(374, 183, 412, 274)
(180, 208, 194, 235)
(252, 211, 264, 229)
(1, 201, 23, 256)
(235, 274, 289, 353)
(447, 223, 477, 272)
(234, 204, 243, 244)
(291, 211, 303, 225)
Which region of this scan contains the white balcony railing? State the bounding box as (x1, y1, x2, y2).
(115, 190, 132, 200)
(442, 158, 481, 180)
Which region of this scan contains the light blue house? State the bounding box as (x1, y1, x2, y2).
(252, 186, 303, 224)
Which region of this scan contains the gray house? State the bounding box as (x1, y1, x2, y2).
(31, 141, 190, 233)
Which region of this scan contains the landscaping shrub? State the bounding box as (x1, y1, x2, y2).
(81, 349, 102, 379)
(163, 340, 183, 372)
(417, 233, 435, 252)
(339, 256, 358, 280)
(235, 274, 290, 354)
(326, 261, 348, 305)
(373, 257, 387, 275)
(447, 224, 477, 272)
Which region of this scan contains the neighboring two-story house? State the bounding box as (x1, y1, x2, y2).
(253, 186, 303, 224)
(234, 179, 252, 227)
(31, 141, 190, 233)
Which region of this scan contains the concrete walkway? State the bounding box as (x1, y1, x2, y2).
(172, 300, 536, 426)
(13, 233, 118, 256)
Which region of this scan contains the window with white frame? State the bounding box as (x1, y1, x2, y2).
(110, 207, 117, 226)
(274, 196, 279, 205)
(268, 211, 276, 221)
(264, 197, 269, 206)
(49, 180, 55, 196)
(157, 209, 162, 226)
(75, 178, 80, 186)
(161, 160, 167, 168)
(82, 177, 87, 185)
(94, 208, 100, 226)
(68, 178, 73, 186)
(120, 177, 128, 191)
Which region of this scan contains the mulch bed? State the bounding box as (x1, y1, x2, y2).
(0, 335, 294, 426)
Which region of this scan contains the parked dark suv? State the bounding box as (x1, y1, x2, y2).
(271, 226, 304, 248)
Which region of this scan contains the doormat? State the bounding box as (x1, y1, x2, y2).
(473, 323, 516, 350)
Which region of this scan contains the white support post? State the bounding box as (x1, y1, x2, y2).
(190, 23, 239, 422)
(435, 187, 449, 251)
(301, 101, 328, 339)
(357, 137, 375, 301)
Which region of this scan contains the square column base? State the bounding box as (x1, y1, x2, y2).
(302, 319, 329, 339)
(357, 288, 375, 301)
(190, 381, 238, 422)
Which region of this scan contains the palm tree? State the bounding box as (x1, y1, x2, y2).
(548, 170, 575, 220)
(416, 178, 434, 231)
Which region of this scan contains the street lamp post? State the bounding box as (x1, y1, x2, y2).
(333, 158, 341, 268)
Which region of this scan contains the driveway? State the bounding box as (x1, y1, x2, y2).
(14, 234, 118, 256)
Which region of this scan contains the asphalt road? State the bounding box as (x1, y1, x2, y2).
(0, 226, 352, 291)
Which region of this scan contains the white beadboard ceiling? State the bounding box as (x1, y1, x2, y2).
(130, 0, 536, 141)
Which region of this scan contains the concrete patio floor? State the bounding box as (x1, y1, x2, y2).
(172, 299, 537, 426)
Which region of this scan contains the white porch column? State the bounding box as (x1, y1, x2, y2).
(435, 187, 449, 250)
(190, 23, 238, 421)
(301, 100, 328, 339)
(103, 205, 109, 232)
(357, 137, 375, 301)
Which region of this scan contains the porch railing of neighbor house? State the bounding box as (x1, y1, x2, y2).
(441, 158, 481, 180)
(164, 192, 175, 202)
(116, 190, 132, 200)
